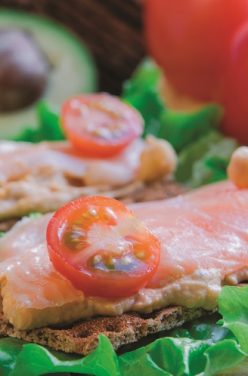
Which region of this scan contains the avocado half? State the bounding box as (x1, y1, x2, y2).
(0, 9, 97, 138)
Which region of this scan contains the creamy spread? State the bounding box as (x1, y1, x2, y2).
(1, 260, 223, 330)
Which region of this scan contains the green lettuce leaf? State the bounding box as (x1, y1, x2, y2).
(12, 101, 64, 143)
(112, 319, 246, 376)
(204, 339, 246, 376)
(176, 130, 222, 183)
(2, 335, 120, 376)
(176, 130, 238, 187)
(169, 315, 231, 342)
(189, 137, 238, 187)
(11, 127, 42, 143)
(158, 104, 222, 152)
(219, 286, 248, 354)
(120, 337, 210, 376)
(122, 58, 164, 137)
(0, 339, 23, 376)
(36, 101, 64, 141)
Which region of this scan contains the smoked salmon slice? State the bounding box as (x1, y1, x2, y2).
(133, 181, 248, 287)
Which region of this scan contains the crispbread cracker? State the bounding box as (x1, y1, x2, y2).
(0, 307, 208, 355)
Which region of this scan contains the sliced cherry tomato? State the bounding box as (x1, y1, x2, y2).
(61, 93, 143, 158)
(46, 196, 160, 299)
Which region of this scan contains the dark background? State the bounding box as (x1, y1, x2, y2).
(0, 0, 145, 94)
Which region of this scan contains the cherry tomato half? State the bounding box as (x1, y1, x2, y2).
(46, 196, 160, 299)
(61, 93, 143, 158)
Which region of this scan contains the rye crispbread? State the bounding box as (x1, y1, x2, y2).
(0, 306, 208, 355)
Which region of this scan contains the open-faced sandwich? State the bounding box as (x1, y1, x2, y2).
(0, 147, 247, 360)
(0, 93, 180, 226)
(2, 2, 248, 374)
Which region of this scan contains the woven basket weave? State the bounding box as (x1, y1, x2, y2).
(0, 0, 145, 94)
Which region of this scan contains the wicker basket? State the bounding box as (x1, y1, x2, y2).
(0, 0, 145, 94)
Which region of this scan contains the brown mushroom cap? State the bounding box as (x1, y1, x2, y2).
(0, 28, 50, 112)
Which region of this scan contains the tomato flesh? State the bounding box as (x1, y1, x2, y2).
(61, 93, 143, 158)
(145, 0, 248, 142)
(46, 196, 160, 299)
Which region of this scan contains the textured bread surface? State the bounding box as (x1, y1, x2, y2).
(0, 306, 207, 355)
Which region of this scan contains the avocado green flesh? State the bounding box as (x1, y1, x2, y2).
(0, 9, 97, 138)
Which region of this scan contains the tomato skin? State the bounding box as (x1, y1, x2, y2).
(46, 196, 160, 299)
(145, 0, 248, 142)
(218, 23, 248, 143)
(61, 93, 143, 158)
(145, 0, 248, 100)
